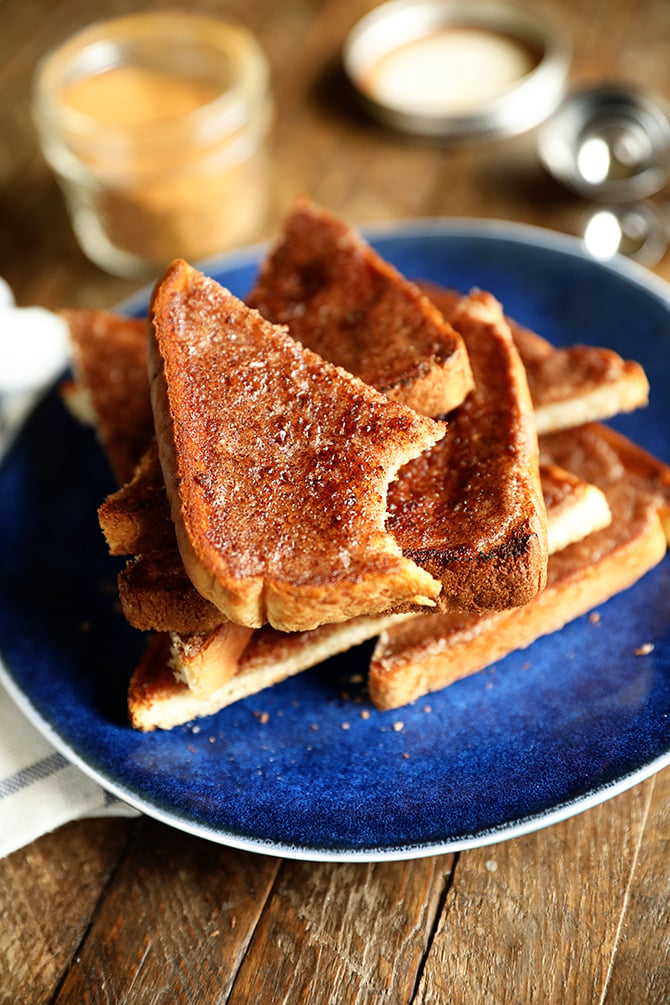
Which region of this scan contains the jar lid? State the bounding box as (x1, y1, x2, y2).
(343, 1, 570, 139)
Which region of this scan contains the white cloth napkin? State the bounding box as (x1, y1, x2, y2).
(0, 283, 140, 859)
(0, 681, 139, 859)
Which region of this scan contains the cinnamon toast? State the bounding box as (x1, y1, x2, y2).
(248, 197, 473, 417)
(368, 423, 670, 710)
(127, 455, 611, 729)
(512, 319, 650, 435)
(102, 286, 549, 630)
(128, 612, 411, 731)
(148, 259, 445, 632)
(419, 283, 649, 434)
(96, 270, 648, 633)
(386, 289, 548, 612)
(61, 309, 152, 484)
(103, 285, 630, 631)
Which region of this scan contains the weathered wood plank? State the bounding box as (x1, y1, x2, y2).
(414, 782, 655, 1004)
(1, 1, 670, 1003)
(603, 765, 670, 1004)
(0, 819, 134, 1005)
(227, 855, 453, 1003)
(53, 818, 280, 1004)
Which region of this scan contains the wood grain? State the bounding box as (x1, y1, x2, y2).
(53, 819, 281, 1004)
(1, 0, 669, 1002)
(227, 855, 453, 1003)
(602, 767, 670, 1004)
(0, 820, 134, 1005)
(415, 783, 655, 1003)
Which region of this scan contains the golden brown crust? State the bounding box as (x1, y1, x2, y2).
(540, 462, 611, 554)
(148, 259, 444, 631)
(169, 622, 254, 695)
(126, 457, 613, 729)
(117, 551, 224, 633)
(520, 341, 649, 435)
(419, 283, 649, 434)
(387, 290, 548, 612)
(63, 309, 153, 484)
(98, 442, 173, 556)
(540, 422, 670, 544)
(368, 423, 669, 710)
(248, 197, 473, 417)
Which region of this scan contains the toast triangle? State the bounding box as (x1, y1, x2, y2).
(148, 259, 445, 632)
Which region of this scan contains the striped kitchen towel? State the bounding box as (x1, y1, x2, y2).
(0, 287, 140, 858)
(0, 680, 138, 859)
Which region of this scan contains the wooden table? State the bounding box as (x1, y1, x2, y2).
(2, 1, 669, 1001)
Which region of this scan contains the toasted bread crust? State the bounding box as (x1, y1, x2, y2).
(387, 290, 548, 612)
(63, 309, 153, 484)
(368, 423, 669, 709)
(540, 462, 611, 554)
(169, 622, 254, 694)
(248, 198, 473, 416)
(117, 551, 225, 633)
(98, 442, 173, 555)
(540, 422, 670, 543)
(148, 259, 445, 631)
(126, 457, 616, 728)
(517, 337, 649, 434)
(418, 283, 649, 433)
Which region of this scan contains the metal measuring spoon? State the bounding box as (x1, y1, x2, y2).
(538, 84, 670, 202)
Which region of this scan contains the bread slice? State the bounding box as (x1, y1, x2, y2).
(541, 422, 670, 543)
(167, 622, 254, 696)
(542, 462, 611, 554)
(126, 457, 610, 729)
(387, 289, 548, 612)
(247, 197, 473, 417)
(148, 259, 445, 632)
(95, 278, 643, 633)
(368, 423, 669, 710)
(117, 550, 225, 634)
(128, 612, 412, 731)
(97, 442, 171, 555)
(419, 282, 649, 434)
(512, 320, 650, 435)
(61, 309, 152, 484)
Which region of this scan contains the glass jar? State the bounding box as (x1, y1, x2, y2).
(33, 12, 273, 278)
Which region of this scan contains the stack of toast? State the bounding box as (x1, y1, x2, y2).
(62, 198, 668, 731)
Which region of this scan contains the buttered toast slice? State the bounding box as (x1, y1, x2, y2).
(61, 309, 152, 485)
(512, 319, 649, 435)
(419, 283, 649, 434)
(248, 197, 473, 417)
(148, 259, 445, 632)
(128, 611, 412, 731)
(387, 290, 548, 612)
(368, 423, 669, 710)
(127, 454, 611, 729)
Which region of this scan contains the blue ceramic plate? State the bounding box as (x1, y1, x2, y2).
(1, 220, 670, 861)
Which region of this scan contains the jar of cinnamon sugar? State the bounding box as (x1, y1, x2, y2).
(33, 13, 273, 278)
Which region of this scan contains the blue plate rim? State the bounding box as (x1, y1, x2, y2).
(1, 216, 669, 862)
(2, 660, 670, 862)
(118, 216, 670, 315)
